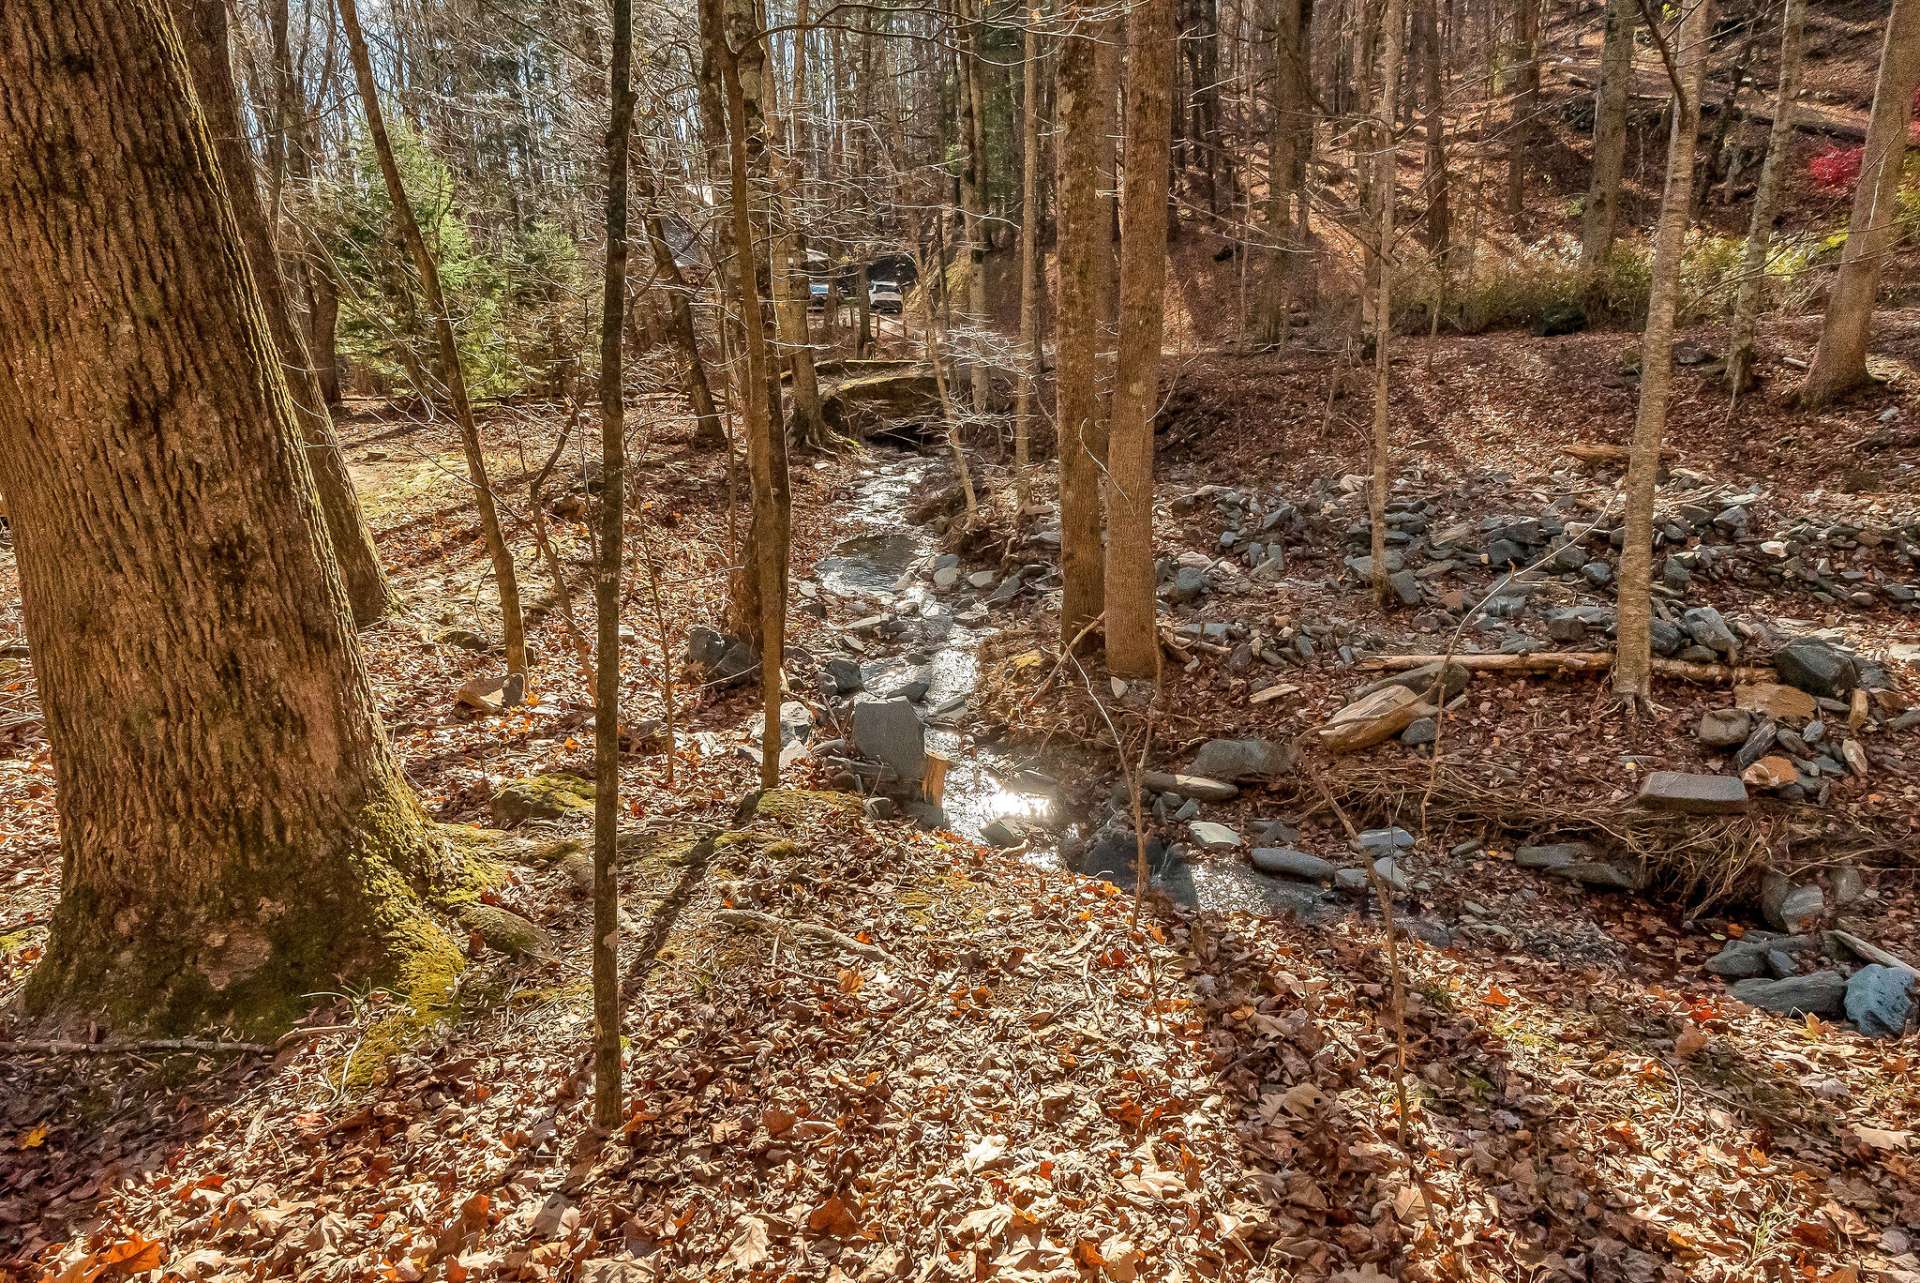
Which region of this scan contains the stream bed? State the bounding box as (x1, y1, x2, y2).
(798, 448, 1359, 924)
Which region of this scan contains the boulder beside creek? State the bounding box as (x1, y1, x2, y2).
(1730, 970, 1847, 1018)
(1251, 847, 1335, 881)
(1185, 737, 1294, 782)
(852, 696, 926, 784)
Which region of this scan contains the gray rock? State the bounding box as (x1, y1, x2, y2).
(1550, 861, 1639, 890)
(1372, 856, 1410, 894)
(1251, 847, 1335, 881)
(1334, 867, 1370, 894)
(1845, 965, 1915, 1038)
(1830, 863, 1867, 908)
(1388, 569, 1422, 607)
(980, 818, 1020, 848)
(1188, 821, 1243, 850)
(1773, 637, 1858, 698)
(1734, 721, 1778, 771)
(1255, 818, 1300, 845)
(1400, 717, 1437, 746)
(1172, 797, 1200, 822)
(1169, 566, 1209, 602)
(1515, 842, 1590, 870)
(1760, 873, 1824, 933)
(1637, 770, 1748, 814)
(1186, 737, 1293, 782)
(1581, 560, 1615, 587)
(932, 565, 960, 589)
(1353, 826, 1416, 853)
(823, 657, 865, 694)
(1681, 606, 1737, 657)
(1697, 708, 1752, 749)
(779, 700, 814, 746)
(1730, 970, 1848, 1018)
(852, 696, 926, 783)
(968, 570, 997, 589)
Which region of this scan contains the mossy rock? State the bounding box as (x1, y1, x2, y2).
(458, 904, 556, 958)
(490, 773, 595, 827)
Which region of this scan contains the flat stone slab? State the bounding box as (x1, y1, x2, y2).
(1188, 821, 1244, 850)
(852, 696, 926, 783)
(1637, 770, 1748, 815)
(1250, 847, 1335, 882)
(1140, 771, 1239, 803)
(1731, 970, 1847, 1018)
(1515, 842, 1593, 870)
(1846, 965, 1915, 1038)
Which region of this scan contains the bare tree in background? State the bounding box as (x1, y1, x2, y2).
(1726, 0, 1807, 395)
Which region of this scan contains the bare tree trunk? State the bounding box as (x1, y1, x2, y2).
(1801, 0, 1920, 406)
(1367, 0, 1405, 607)
(636, 159, 726, 445)
(1105, 0, 1175, 678)
(1505, 0, 1539, 216)
(1056, 0, 1108, 643)
(591, 0, 633, 1133)
(1415, 0, 1449, 258)
(1614, 0, 1711, 707)
(1580, 0, 1637, 269)
(0, 0, 452, 1033)
(171, 0, 394, 627)
(339, 0, 528, 679)
(774, 0, 829, 448)
(1726, 0, 1806, 395)
(704, 0, 789, 788)
(1257, 0, 1306, 344)
(959, 0, 994, 415)
(1015, 0, 1043, 514)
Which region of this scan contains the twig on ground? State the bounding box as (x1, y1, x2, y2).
(714, 908, 903, 968)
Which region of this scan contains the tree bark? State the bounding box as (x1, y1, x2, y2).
(0, 0, 454, 1034)
(1580, 0, 1637, 269)
(169, 0, 394, 628)
(1257, 0, 1307, 344)
(704, 0, 790, 788)
(1015, 0, 1044, 514)
(636, 160, 726, 446)
(1415, 0, 1449, 258)
(1614, 0, 1712, 706)
(339, 0, 528, 679)
(1055, 0, 1108, 643)
(1725, 0, 1806, 395)
(1800, 0, 1920, 406)
(959, 0, 993, 415)
(1505, 0, 1540, 216)
(590, 0, 634, 1134)
(1105, 0, 1175, 679)
(1368, 0, 1405, 607)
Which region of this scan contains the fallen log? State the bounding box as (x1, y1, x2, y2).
(1356, 652, 1773, 683)
(1559, 442, 1674, 467)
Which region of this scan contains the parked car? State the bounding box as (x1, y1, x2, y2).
(868, 280, 903, 314)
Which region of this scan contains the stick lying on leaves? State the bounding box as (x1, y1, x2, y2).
(0, 1024, 356, 1058)
(1358, 652, 1772, 683)
(713, 909, 902, 968)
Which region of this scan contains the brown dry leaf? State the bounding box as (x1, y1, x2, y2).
(806, 1195, 860, 1238)
(1280, 1082, 1327, 1117)
(1121, 1165, 1185, 1199)
(761, 1106, 797, 1136)
(1098, 1235, 1144, 1281)
(1674, 1023, 1709, 1058)
(955, 1203, 1014, 1240)
(720, 1216, 772, 1271)
(961, 1133, 1008, 1174)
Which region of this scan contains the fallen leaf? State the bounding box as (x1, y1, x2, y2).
(961, 1133, 1008, 1174)
(807, 1195, 860, 1238)
(721, 1216, 772, 1271)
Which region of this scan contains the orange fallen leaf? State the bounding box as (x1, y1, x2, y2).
(1482, 985, 1511, 1007)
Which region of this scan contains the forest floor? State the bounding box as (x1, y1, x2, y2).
(3, 313, 1919, 1282)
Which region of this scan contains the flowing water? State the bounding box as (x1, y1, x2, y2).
(804, 448, 1352, 925)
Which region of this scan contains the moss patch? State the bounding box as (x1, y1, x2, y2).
(489, 773, 595, 827)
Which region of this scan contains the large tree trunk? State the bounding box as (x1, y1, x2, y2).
(1725, 0, 1806, 394)
(1105, 0, 1175, 678)
(0, 0, 454, 1034)
(1256, 0, 1307, 345)
(1414, 0, 1449, 258)
(1015, 0, 1043, 513)
(1800, 0, 1920, 406)
(704, 0, 790, 788)
(960, 0, 993, 414)
(1368, 0, 1405, 607)
(339, 0, 528, 679)
(592, 0, 633, 1131)
(170, 0, 394, 628)
(1580, 0, 1637, 269)
(1055, 0, 1108, 643)
(1505, 0, 1540, 216)
(1614, 0, 1711, 707)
